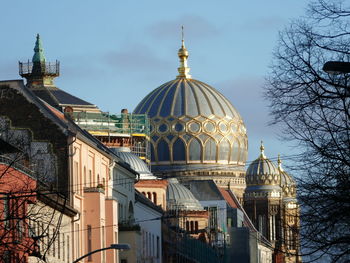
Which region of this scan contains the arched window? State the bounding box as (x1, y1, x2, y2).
(142, 192, 146, 196)
(147, 192, 152, 200)
(186, 221, 189, 231)
(195, 221, 198, 233)
(204, 138, 216, 161)
(239, 139, 247, 163)
(218, 139, 230, 162)
(189, 138, 201, 161)
(153, 192, 157, 205)
(157, 139, 170, 162)
(190, 221, 194, 232)
(230, 139, 239, 162)
(151, 143, 156, 162)
(173, 138, 186, 161)
(83, 166, 86, 186)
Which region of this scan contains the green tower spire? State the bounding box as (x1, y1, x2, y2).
(32, 34, 46, 63)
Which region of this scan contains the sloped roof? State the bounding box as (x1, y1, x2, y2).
(33, 87, 95, 109)
(187, 180, 225, 201)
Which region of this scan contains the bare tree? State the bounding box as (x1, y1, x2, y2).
(265, 0, 350, 262)
(0, 139, 67, 263)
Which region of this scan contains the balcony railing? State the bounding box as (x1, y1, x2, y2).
(19, 61, 60, 76)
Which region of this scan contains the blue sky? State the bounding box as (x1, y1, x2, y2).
(0, 0, 310, 166)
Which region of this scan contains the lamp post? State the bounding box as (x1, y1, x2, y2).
(72, 244, 130, 263)
(323, 61, 350, 97)
(323, 61, 350, 74)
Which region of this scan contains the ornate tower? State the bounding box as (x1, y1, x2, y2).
(133, 30, 248, 202)
(19, 34, 60, 89)
(244, 142, 301, 263)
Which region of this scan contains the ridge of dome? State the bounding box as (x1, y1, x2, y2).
(166, 178, 203, 211)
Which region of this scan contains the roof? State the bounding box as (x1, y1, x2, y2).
(218, 187, 239, 209)
(112, 148, 155, 179)
(167, 178, 203, 211)
(134, 78, 242, 119)
(33, 88, 94, 108)
(187, 180, 225, 201)
(135, 190, 164, 214)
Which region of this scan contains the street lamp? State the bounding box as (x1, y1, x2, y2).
(72, 244, 130, 263)
(323, 61, 350, 74)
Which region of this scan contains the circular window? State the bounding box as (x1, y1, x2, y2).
(173, 122, 184, 132)
(231, 123, 238, 132)
(158, 123, 168, 133)
(219, 123, 228, 133)
(189, 122, 200, 133)
(204, 122, 215, 133)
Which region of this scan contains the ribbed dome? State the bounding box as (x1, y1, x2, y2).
(133, 77, 248, 171)
(246, 143, 281, 188)
(166, 178, 203, 211)
(111, 148, 156, 179)
(134, 78, 242, 119)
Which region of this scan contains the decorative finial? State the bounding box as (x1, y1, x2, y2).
(176, 26, 192, 79)
(278, 154, 283, 171)
(260, 140, 266, 158)
(32, 34, 46, 63)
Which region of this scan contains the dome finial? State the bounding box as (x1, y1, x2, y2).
(177, 26, 192, 79)
(32, 34, 46, 63)
(278, 154, 284, 171)
(260, 140, 266, 158)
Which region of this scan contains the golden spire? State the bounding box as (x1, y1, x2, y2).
(278, 154, 283, 171)
(260, 140, 266, 158)
(177, 26, 192, 79)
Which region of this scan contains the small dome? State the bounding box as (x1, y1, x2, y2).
(112, 148, 156, 179)
(278, 157, 297, 198)
(167, 178, 203, 211)
(246, 142, 280, 188)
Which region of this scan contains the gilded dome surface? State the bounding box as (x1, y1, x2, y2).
(133, 40, 248, 173)
(246, 143, 281, 191)
(166, 178, 203, 211)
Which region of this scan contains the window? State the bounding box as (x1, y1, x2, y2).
(209, 207, 218, 229)
(157, 140, 170, 162)
(89, 170, 92, 187)
(62, 233, 65, 261)
(190, 221, 194, 232)
(3, 196, 9, 229)
(156, 236, 160, 258)
(74, 161, 79, 193)
(173, 138, 186, 161)
(58, 232, 61, 259)
(153, 192, 157, 205)
(87, 225, 92, 261)
(218, 139, 230, 161)
(204, 138, 216, 161)
(195, 221, 199, 233)
(53, 228, 56, 257)
(75, 223, 80, 258)
(84, 166, 86, 187)
(189, 138, 202, 161)
(67, 235, 70, 262)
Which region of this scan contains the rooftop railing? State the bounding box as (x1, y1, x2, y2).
(19, 61, 60, 76)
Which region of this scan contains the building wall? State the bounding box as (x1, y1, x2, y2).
(134, 201, 162, 263)
(70, 138, 119, 263)
(28, 200, 72, 263)
(112, 163, 136, 225)
(135, 180, 167, 210)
